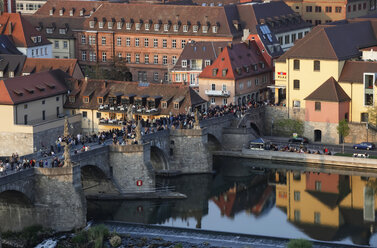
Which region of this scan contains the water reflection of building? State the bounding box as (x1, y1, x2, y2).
(272, 171, 377, 246)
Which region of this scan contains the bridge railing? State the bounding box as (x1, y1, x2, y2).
(0, 168, 35, 186)
(121, 185, 176, 194)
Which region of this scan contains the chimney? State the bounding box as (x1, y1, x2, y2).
(228, 42, 232, 49)
(8, 22, 12, 35)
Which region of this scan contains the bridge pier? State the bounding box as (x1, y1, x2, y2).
(109, 144, 155, 193)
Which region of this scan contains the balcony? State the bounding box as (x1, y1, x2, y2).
(205, 89, 230, 97)
(99, 118, 125, 126)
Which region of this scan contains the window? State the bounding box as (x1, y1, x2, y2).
(306, 6, 312, 12)
(294, 59, 300, 70)
(126, 23, 131, 30)
(126, 53, 131, 63)
(293, 80, 300, 89)
(361, 112, 369, 122)
(174, 103, 179, 109)
(117, 37, 121, 46)
(315, 6, 322, 12)
(135, 54, 140, 63)
(247, 80, 252, 87)
(83, 96, 89, 103)
(163, 56, 168, 65)
(223, 98, 227, 105)
(117, 22, 123, 29)
(89, 21, 95, 28)
(63, 41, 68, 49)
(89, 36, 95, 45)
(89, 51, 96, 61)
(126, 37, 130, 47)
(97, 112, 101, 118)
(211, 84, 216, 90)
(182, 60, 187, 68)
(162, 101, 167, 108)
(353, 4, 356, 11)
(202, 25, 208, 33)
(222, 69, 227, 77)
(212, 26, 218, 33)
(348, 5, 351, 12)
(239, 83, 244, 90)
(24, 104, 28, 109)
(144, 54, 149, 64)
(291, 33, 296, 43)
(183, 25, 188, 32)
(298, 32, 303, 39)
(254, 78, 259, 85)
(101, 37, 106, 45)
(285, 35, 290, 45)
(315, 102, 321, 111)
(181, 40, 186, 48)
(54, 40, 59, 48)
(314, 60, 320, 71)
(98, 97, 103, 104)
(102, 52, 106, 62)
(364, 74, 374, 106)
(24, 115, 28, 125)
(154, 24, 160, 31)
(163, 39, 167, 48)
(314, 212, 321, 224)
(172, 39, 177, 48)
(56, 107, 60, 117)
(164, 73, 168, 82)
(144, 38, 149, 47)
(154, 39, 158, 48)
(211, 97, 215, 104)
(212, 69, 218, 76)
(42, 100, 45, 105)
(172, 56, 177, 65)
(193, 25, 198, 32)
(363, 3, 367, 9)
(82, 111, 87, 118)
(81, 51, 86, 61)
(154, 55, 158, 64)
(293, 100, 301, 108)
(222, 84, 227, 91)
(118, 52, 122, 58)
(135, 23, 141, 30)
(358, 3, 362, 10)
(278, 36, 283, 45)
(164, 24, 169, 32)
(315, 181, 322, 191)
(145, 23, 150, 30)
(315, 20, 322, 25)
(335, 6, 342, 12)
(205, 60, 211, 66)
(135, 38, 139, 47)
(154, 72, 159, 81)
(294, 191, 300, 201)
(325, 6, 332, 12)
(56, 96, 59, 101)
(99, 22, 104, 28)
(294, 210, 300, 222)
(173, 24, 179, 32)
(81, 35, 86, 44)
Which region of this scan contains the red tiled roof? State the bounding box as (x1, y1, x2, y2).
(0, 12, 51, 48)
(0, 69, 69, 105)
(339, 60, 377, 83)
(35, 0, 103, 17)
(22, 58, 80, 77)
(199, 41, 271, 80)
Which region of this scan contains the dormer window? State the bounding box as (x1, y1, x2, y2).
(89, 21, 95, 28)
(193, 25, 198, 32)
(222, 68, 227, 77)
(202, 25, 208, 33)
(205, 60, 211, 66)
(173, 24, 179, 32)
(183, 25, 188, 32)
(69, 96, 75, 103)
(80, 9, 84, 16)
(0, 71, 3, 77)
(136, 23, 141, 30)
(99, 22, 104, 29)
(69, 9, 74, 16)
(212, 68, 218, 76)
(59, 28, 66, 34)
(46, 28, 53, 34)
(37, 36, 41, 42)
(126, 22, 131, 30)
(32, 37, 37, 43)
(253, 64, 258, 71)
(108, 22, 113, 29)
(97, 97, 103, 104)
(49, 8, 54, 15)
(174, 102, 179, 109)
(212, 26, 218, 33)
(59, 8, 64, 16)
(145, 23, 150, 30)
(182, 60, 187, 68)
(260, 62, 265, 69)
(154, 24, 160, 31)
(83, 96, 89, 103)
(162, 101, 167, 108)
(164, 24, 169, 32)
(117, 21, 123, 29)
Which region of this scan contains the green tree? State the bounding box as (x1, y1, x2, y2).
(367, 106, 377, 126)
(337, 119, 350, 153)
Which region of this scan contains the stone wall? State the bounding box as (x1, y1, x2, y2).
(263, 106, 305, 136)
(222, 128, 258, 151)
(0, 132, 34, 157)
(200, 115, 235, 144)
(304, 121, 340, 144)
(345, 123, 377, 144)
(169, 129, 212, 173)
(109, 144, 155, 193)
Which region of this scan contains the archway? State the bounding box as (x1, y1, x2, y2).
(81, 165, 118, 194)
(314, 130, 322, 142)
(250, 122, 261, 136)
(150, 146, 169, 171)
(0, 190, 33, 206)
(207, 133, 222, 151)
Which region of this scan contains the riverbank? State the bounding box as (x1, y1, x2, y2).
(214, 148, 377, 169)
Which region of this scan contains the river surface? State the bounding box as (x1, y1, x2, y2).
(88, 156, 377, 247)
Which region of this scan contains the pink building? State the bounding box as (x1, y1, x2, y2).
(304, 77, 350, 143)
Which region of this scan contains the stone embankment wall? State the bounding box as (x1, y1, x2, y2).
(222, 128, 258, 151)
(345, 122, 377, 144)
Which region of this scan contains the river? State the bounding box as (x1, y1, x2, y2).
(87, 156, 377, 247)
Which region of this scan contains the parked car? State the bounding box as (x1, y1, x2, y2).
(353, 142, 375, 150)
(288, 137, 309, 144)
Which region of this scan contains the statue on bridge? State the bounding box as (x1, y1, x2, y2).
(127, 104, 134, 121)
(134, 119, 142, 144)
(63, 117, 72, 167)
(194, 109, 201, 130)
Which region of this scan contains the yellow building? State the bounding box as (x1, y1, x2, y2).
(274, 19, 377, 143)
(0, 69, 81, 156)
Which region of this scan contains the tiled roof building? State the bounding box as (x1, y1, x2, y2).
(198, 41, 272, 106)
(64, 79, 206, 132)
(0, 12, 52, 58)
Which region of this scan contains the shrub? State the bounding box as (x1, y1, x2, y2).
(71, 230, 88, 246)
(87, 224, 110, 248)
(275, 119, 304, 137)
(287, 239, 312, 248)
(20, 225, 44, 244)
(109, 235, 122, 247)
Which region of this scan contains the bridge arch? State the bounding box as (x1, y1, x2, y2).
(150, 146, 169, 171)
(250, 122, 261, 136)
(0, 190, 33, 205)
(207, 133, 222, 151)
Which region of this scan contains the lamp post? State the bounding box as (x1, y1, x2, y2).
(367, 122, 369, 142)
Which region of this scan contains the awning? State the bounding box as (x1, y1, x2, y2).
(267, 85, 286, 89)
